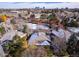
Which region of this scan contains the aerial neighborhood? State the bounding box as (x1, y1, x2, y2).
(0, 7, 79, 57)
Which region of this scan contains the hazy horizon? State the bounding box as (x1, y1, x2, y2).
(0, 2, 79, 9)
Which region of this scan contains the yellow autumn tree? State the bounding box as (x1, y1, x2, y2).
(1, 15, 7, 22)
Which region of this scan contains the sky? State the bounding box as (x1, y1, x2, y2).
(0, 2, 79, 9)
